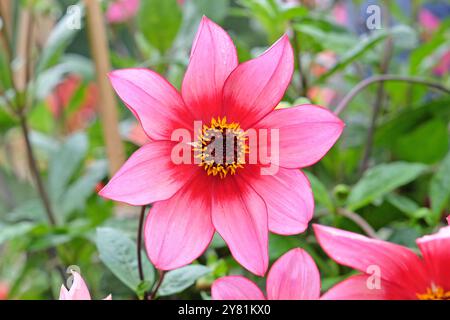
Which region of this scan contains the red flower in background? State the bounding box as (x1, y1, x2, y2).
(47, 75, 98, 132)
(0, 282, 8, 300)
(314, 223, 450, 300)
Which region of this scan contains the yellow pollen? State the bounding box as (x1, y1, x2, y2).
(193, 117, 248, 179)
(417, 286, 450, 300)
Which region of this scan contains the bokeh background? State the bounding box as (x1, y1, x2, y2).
(0, 0, 449, 300)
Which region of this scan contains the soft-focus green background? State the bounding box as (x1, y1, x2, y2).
(0, 0, 449, 299)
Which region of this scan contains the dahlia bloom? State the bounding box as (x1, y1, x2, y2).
(314, 224, 450, 300)
(59, 271, 111, 300)
(212, 248, 321, 300)
(100, 17, 343, 276)
(106, 0, 140, 24)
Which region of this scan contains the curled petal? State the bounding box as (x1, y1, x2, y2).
(212, 178, 268, 276)
(223, 35, 294, 129)
(59, 271, 91, 300)
(99, 141, 195, 206)
(145, 174, 214, 270)
(266, 248, 320, 300)
(182, 16, 238, 122)
(212, 276, 266, 300)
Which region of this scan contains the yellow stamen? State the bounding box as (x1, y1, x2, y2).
(194, 117, 247, 178)
(417, 286, 450, 300)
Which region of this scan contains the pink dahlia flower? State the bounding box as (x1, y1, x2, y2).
(106, 0, 140, 24)
(59, 271, 111, 300)
(100, 17, 344, 276)
(419, 9, 440, 32)
(314, 224, 450, 300)
(212, 248, 321, 300)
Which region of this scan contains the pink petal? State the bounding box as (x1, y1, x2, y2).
(182, 16, 238, 123)
(106, 0, 140, 24)
(244, 167, 313, 235)
(222, 34, 293, 129)
(212, 178, 268, 276)
(419, 9, 440, 31)
(59, 285, 69, 300)
(313, 224, 428, 298)
(212, 276, 266, 300)
(99, 141, 195, 206)
(59, 271, 91, 300)
(266, 248, 320, 300)
(256, 105, 344, 169)
(103, 294, 112, 300)
(321, 275, 391, 300)
(109, 68, 193, 141)
(416, 226, 450, 290)
(145, 173, 215, 270)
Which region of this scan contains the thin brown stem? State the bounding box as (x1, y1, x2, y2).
(18, 112, 57, 226)
(291, 26, 308, 97)
(137, 206, 146, 282)
(337, 208, 379, 239)
(334, 75, 450, 116)
(149, 270, 166, 300)
(359, 37, 393, 175)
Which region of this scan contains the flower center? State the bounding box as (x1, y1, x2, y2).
(194, 117, 248, 178)
(417, 286, 450, 300)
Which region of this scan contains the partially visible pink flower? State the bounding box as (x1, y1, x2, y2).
(126, 122, 150, 146)
(106, 0, 140, 24)
(419, 9, 440, 31)
(212, 248, 321, 300)
(447, 216, 450, 225)
(333, 3, 348, 26)
(433, 51, 450, 77)
(0, 282, 9, 300)
(59, 271, 111, 300)
(314, 224, 450, 300)
(99, 17, 344, 276)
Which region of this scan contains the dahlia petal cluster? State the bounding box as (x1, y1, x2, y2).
(100, 16, 343, 276)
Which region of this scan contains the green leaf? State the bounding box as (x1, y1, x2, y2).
(96, 227, 155, 293)
(158, 265, 211, 297)
(305, 171, 334, 212)
(37, 4, 85, 72)
(0, 222, 35, 245)
(47, 133, 88, 200)
(60, 160, 108, 216)
(138, 0, 182, 53)
(385, 193, 420, 218)
(393, 119, 448, 164)
(430, 152, 450, 218)
(346, 162, 428, 211)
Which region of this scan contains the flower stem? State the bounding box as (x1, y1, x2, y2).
(18, 113, 57, 226)
(149, 270, 166, 300)
(334, 75, 450, 116)
(137, 205, 146, 282)
(291, 25, 308, 97)
(337, 208, 379, 239)
(358, 36, 393, 175)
